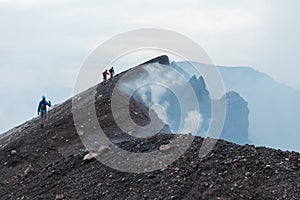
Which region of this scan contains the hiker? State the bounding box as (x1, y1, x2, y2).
(37, 95, 51, 128)
(102, 69, 109, 85)
(109, 67, 115, 80)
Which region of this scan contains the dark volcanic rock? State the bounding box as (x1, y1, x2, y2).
(1, 134, 300, 199)
(139, 55, 170, 66)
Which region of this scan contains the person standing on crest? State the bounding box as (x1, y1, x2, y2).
(102, 69, 109, 85)
(109, 67, 115, 80)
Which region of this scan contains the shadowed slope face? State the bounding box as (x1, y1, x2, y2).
(0, 57, 169, 188)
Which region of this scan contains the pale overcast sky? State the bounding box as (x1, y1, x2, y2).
(0, 0, 299, 133)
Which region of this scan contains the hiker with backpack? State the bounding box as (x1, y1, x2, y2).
(102, 69, 110, 85)
(109, 67, 115, 80)
(37, 96, 51, 128)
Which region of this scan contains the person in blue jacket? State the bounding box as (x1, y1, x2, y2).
(109, 67, 115, 80)
(37, 95, 51, 128)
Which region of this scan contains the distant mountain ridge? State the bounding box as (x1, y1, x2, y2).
(174, 61, 300, 152)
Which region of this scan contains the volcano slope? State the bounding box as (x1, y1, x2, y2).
(0, 56, 300, 200)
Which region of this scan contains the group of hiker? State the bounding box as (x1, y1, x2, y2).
(102, 66, 115, 85)
(37, 67, 116, 128)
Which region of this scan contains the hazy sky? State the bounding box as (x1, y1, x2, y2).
(0, 0, 299, 133)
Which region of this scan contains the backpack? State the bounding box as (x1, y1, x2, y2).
(109, 68, 114, 75)
(40, 101, 46, 110)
